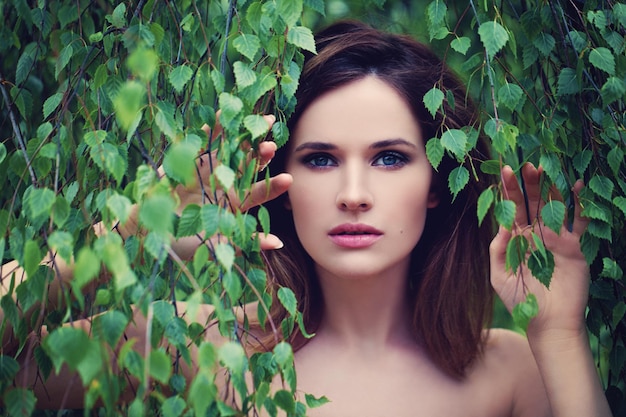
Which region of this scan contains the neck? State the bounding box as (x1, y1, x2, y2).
(314, 262, 415, 355)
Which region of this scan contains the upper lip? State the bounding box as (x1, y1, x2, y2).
(328, 223, 383, 235)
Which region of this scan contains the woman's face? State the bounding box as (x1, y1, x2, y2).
(286, 76, 438, 281)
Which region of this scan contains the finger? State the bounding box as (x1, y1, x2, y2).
(240, 173, 292, 211)
(256, 141, 277, 171)
(489, 225, 512, 282)
(258, 233, 284, 250)
(571, 180, 589, 236)
(519, 163, 544, 222)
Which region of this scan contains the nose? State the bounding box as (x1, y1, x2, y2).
(335, 162, 373, 211)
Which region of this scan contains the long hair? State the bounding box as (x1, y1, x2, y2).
(260, 20, 494, 379)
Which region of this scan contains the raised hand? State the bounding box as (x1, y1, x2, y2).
(489, 163, 590, 336)
(168, 113, 292, 258)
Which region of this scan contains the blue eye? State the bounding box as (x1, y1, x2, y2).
(372, 151, 408, 167)
(302, 153, 337, 168)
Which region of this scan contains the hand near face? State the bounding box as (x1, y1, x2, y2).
(166, 113, 292, 258)
(489, 163, 590, 338)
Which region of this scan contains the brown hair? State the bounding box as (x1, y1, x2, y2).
(261, 20, 494, 379)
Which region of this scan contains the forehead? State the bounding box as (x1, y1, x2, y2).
(291, 76, 423, 149)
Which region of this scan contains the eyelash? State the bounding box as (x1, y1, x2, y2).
(301, 151, 410, 169)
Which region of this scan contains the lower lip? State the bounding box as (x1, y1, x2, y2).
(328, 234, 382, 248)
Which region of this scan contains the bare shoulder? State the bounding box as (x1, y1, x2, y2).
(481, 328, 551, 417)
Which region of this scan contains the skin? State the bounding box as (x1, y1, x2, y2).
(1, 77, 612, 416)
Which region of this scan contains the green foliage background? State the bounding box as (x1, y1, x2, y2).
(0, 0, 624, 416)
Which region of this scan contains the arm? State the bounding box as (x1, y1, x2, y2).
(490, 163, 612, 417)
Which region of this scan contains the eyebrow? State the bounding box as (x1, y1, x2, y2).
(293, 138, 418, 153)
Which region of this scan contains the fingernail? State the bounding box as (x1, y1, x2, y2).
(266, 234, 284, 249)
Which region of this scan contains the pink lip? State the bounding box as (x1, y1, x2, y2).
(328, 223, 383, 248)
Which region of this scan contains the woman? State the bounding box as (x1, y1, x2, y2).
(2, 21, 611, 416)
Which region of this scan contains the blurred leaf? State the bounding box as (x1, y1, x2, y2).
(3, 388, 36, 417)
(149, 349, 172, 384)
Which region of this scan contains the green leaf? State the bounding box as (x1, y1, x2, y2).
(4, 388, 36, 417)
(278, 287, 297, 315)
(177, 204, 202, 238)
(27, 187, 55, 220)
(540, 200, 566, 234)
(287, 26, 316, 53)
(198, 342, 217, 369)
(107, 193, 132, 224)
(494, 200, 516, 230)
(533, 32, 555, 56)
(169, 65, 194, 93)
(600, 257, 623, 280)
(450, 36, 471, 54)
(218, 92, 243, 132)
(589, 176, 614, 201)
(273, 342, 294, 369)
(233, 61, 257, 89)
(23, 239, 42, 279)
(607, 148, 624, 177)
(211, 69, 225, 94)
(427, 0, 447, 27)
(305, 393, 331, 408)
(163, 142, 199, 186)
(274, 390, 296, 413)
(48, 231, 73, 264)
(139, 193, 176, 236)
(55, 44, 73, 80)
(215, 165, 235, 191)
(277, 0, 303, 28)
(497, 82, 524, 110)
(538, 153, 560, 182)
(244, 114, 270, 140)
(127, 47, 160, 82)
(528, 248, 555, 287)
(107, 3, 126, 28)
(426, 138, 444, 170)
(423, 87, 444, 118)
(272, 121, 290, 148)
(113, 81, 145, 131)
(161, 395, 186, 417)
(601, 77, 626, 104)
(94, 310, 129, 347)
(440, 129, 467, 160)
(218, 341, 247, 374)
(233, 33, 261, 61)
(447, 166, 469, 200)
(557, 68, 579, 96)
(258, 205, 270, 236)
(478, 21, 509, 59)
(588, 47, 615, 75)
(149, 349, 172, 384)
(512, 293, 538, 331)
(614, 196, 626, 217)
(215, 243, 235, 271)
(505, 235, 529, 272)
(581, 232, 600, 265)
(73, 247, 101, 291)
(0, 142, 6, 164)
(201, 204, 220, 237)
(0, 356, 20, 382)
(477, 188, 495, 225)
(572, 150, 592, 176)
(43, 93, 63, 119)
